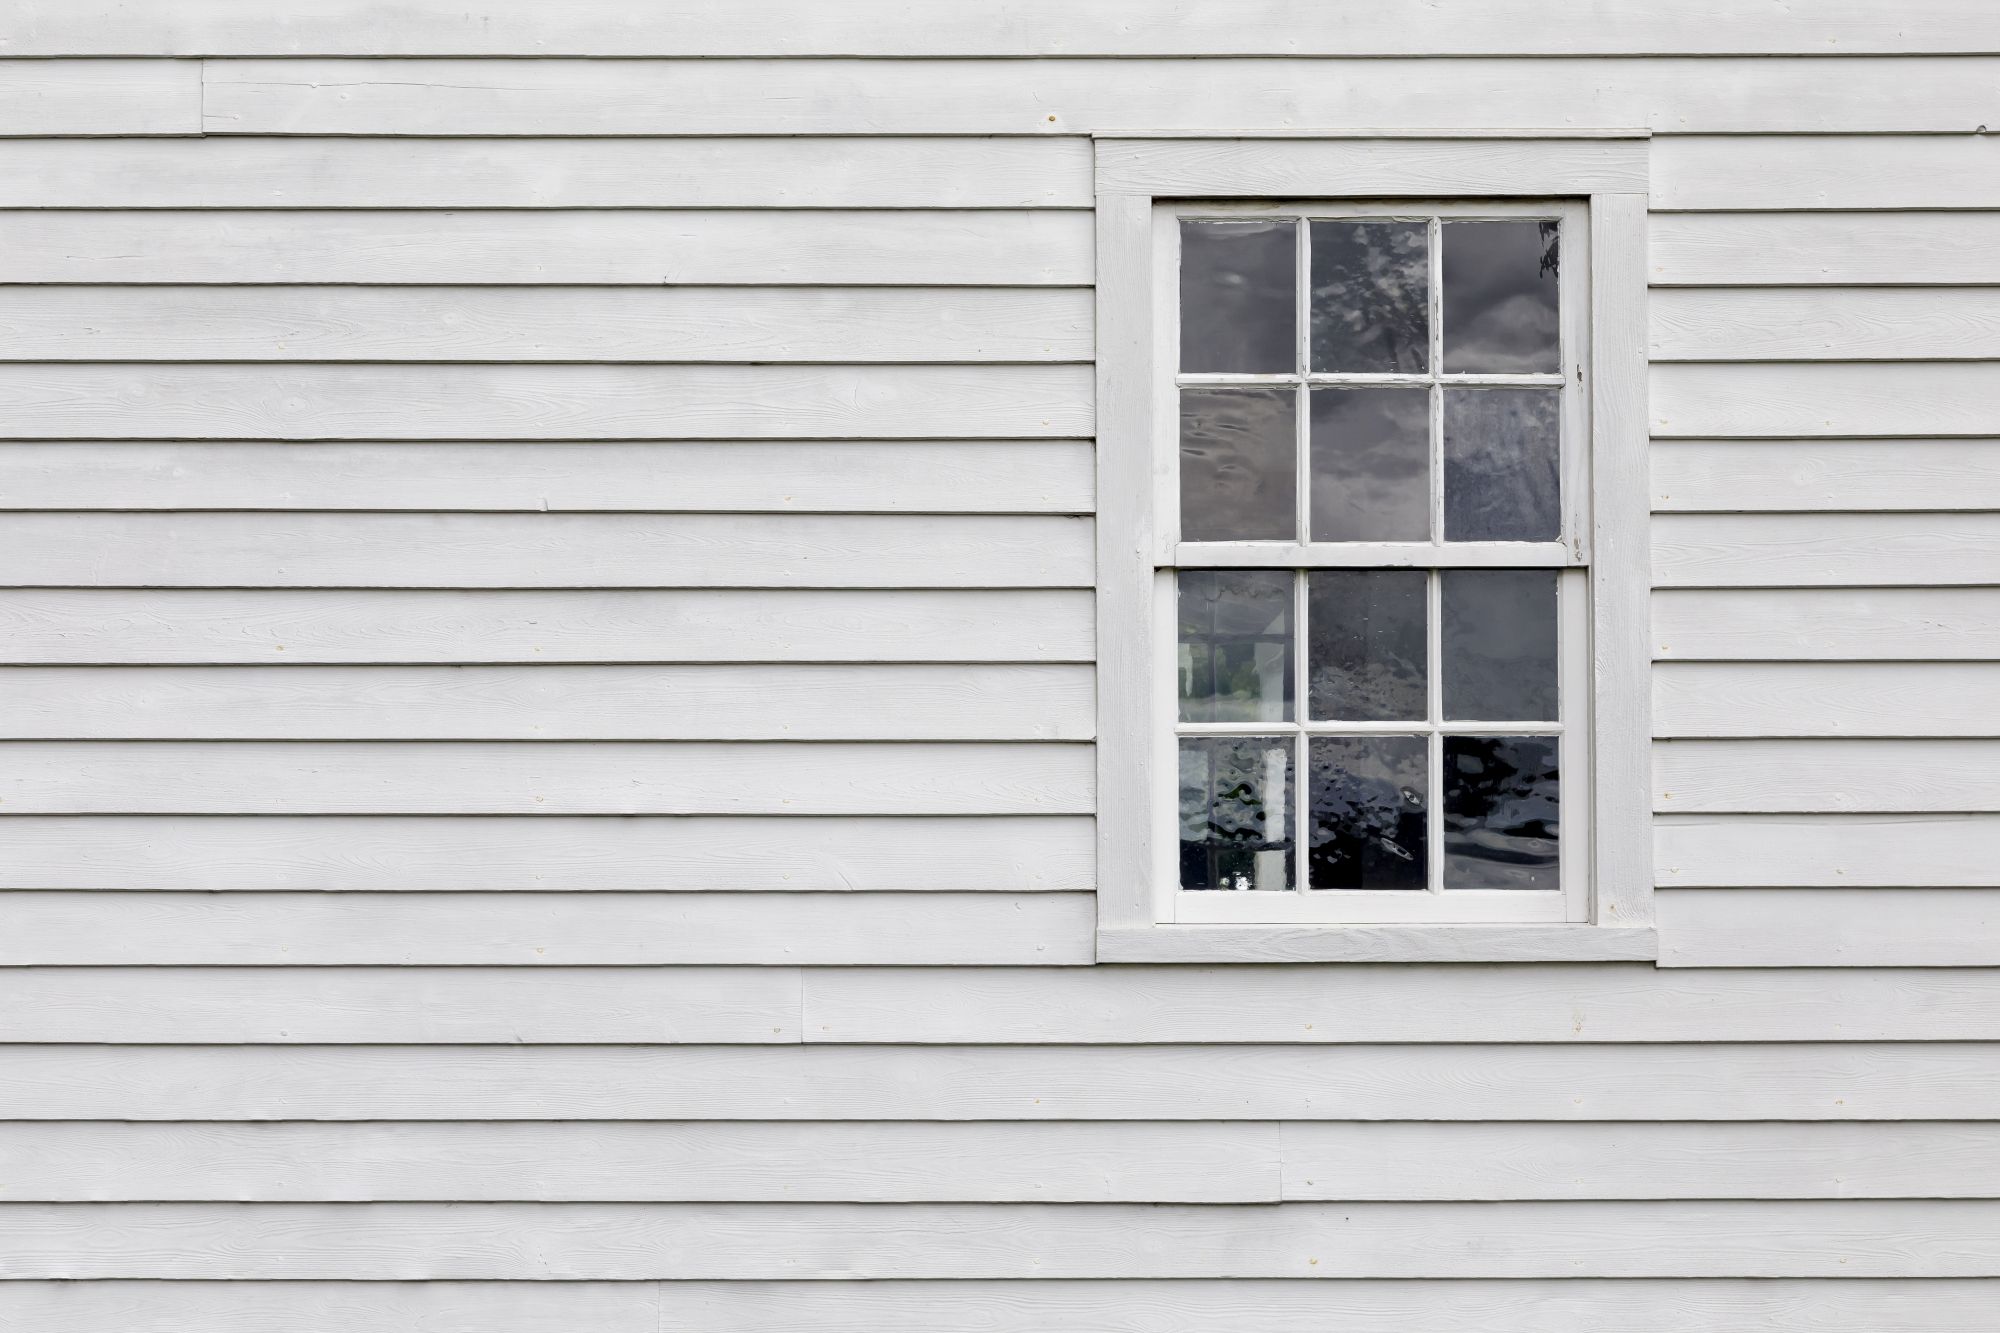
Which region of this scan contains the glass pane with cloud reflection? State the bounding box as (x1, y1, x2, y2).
(1443, 735, 1560, 890)
(1181, 219, 1297, 373)
(1442, 387, 1560, 541)
(1178, 569, 1295, 724)
(1307, 569, 1427, 722)
(1309, 735, 1428, 890)
(1181, 386, 1298, 541)
(1309, 386, 1429, 541)
(1442, 220, 1560, 373)
(1180, 736, 1295, 891)
(1441, 569, 1559, 721)
(1309, 220, 1429, 373)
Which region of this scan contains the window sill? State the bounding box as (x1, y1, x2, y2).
(1097, 923, 1658, 964)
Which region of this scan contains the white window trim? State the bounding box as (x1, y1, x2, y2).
(1093, 133, 1655, 964)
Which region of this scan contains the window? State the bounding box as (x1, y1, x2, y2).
(1094, 136, 1653, 962)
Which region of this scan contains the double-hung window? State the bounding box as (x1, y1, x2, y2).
(1094, 136, 1653, 962)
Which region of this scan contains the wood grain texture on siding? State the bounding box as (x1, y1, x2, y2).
(1660, 889, 2000, 967)
(1650, 289, 2000, 361)
(15, 0, 1997, 55)
(0, 364, 1095, 440)
(1653, 514, 2000, 587)
(1655, 739, 2000, 814)
(1095, 136, 1647, 197)
(199, 57, 2000, 135)
(4, 1199, 1998, 1278)
(1651, 213, 2000, 286)
(1658, 814, 2000, 888)
(1652, 440, 2000, 512)
(0, 137, 1095, 208)
(1655, 663, 2000, 738)
(0, 813, 1095, 891)
(1652, 135, 2000, 210)
(0, 513, 1095, 589)
(11, 1043, 1995, 1121)
(1654, 588, 2000, 661)
(0, 59, 200, 135)
(0, 664, 1095, 740)
(1652, 363, 2000, 438)
(0, 441, 1096, 513)
(0, 208, 1098, 285)
(0, 1121, 1274, 1202)
(0, 588, 1096, 664)
(0, 740, 1095, 815)
(0, 891, 1098, 966)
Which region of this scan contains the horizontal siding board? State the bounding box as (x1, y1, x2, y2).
(1096, 136, 1647, 197)
(0, 513, 1095, 589)
(0, 59, 200, 135)
(0, 740, 1095, 815)
(1652, 514, 2000, 587)
(1655, 738, 2000, 813)
(1651, 363, 2000, 438)
(1652, 136, 2000, 211)
(3, 1199, 1996, 1278)
(1649, 289, 2000, 362)
(0, 588, 1095, 664)
(0, 891, 1098, 966)
(0, 1121, 1273, 1202)
(0, 209, 1098, 286)
(1660, 888, 2000, 967)
(1654, 663, 2000, 738)
(1653, 588, 2000, 661)
(1650, 212, 2000, 286)
(1657, 814, 2000, 888)
(0, 286, 1093, 363)
(0, 1282, 661, 1333)
(10, 1042, 1995, 1121)
(200, 57, 2000, 135)
(0, 664, 1096, 740)
(0, 441, 1096, 513)
(0, 364, 1095, 441)
(0, 814, 1093, 891)
(0, 137, 1095, 208)
(1652, 440, 2000, 513)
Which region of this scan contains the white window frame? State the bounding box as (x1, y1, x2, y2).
(1094, 134, 1655, 963)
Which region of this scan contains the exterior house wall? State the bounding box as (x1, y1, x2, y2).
(1, 4, 1997, 1326)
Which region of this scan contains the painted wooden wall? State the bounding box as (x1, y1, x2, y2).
(2, 3, 1998, 1327)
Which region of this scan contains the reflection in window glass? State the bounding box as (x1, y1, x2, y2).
(1309, 735, 1428, 890)
(1443, 387, 1560, 541)
(1178, 570, 1294, 724)
(1180, 386, 1297, 541)
(1180, 737, 1295, 891)
(1443, 735, 1559, 890)
(1441, 570, 1559, 721)
(1309, 387, 1430, 542)
(1307, 569, 1426, 722)
(1310, 220, 1429, 373)
(1441, 220, 1560, 373)
(1180, 219, 1297, 373)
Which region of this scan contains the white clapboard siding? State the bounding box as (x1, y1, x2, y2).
(0, 286, 1092, 363)
(0, 60, 199, 135)
(0, 1121, 1272, 1202)
(1652, 136, 2000, 211)
(4, 1200, 1997, 1279)
(1653, 514, 2000, 588)
(0, 514, 1094, 589)
(16, 0, 1998, 55)
(1651, 363, 2000, 438)
(1278, 1121, 2000, 1199)
(0, 588, 1095, 664)
(800, 966, 2000, 1045)
(0, 814, 1096, 891)
(0, 441, 1095, 513)
(199, 58, 2000, 136)
(1096, 137, 1646, 197)
(1658, 814, 2000, 889)
(0, 137, 1094, 208)
(10, 1043, 1995, 1122)
(0, 891, 1098, 966)
(0, 364, 1095, 440)
(1652, 440, 2000, 512)
(0, 1282, 659, 1333)
(1650, 290, 2000, 361)
(1654, 588, 2000, 661)
(1654, 663, 2000, 738)
(0, 740, 1095, 815)
(1655, 739, 2000, 814)
(1660, 889, 2000, 967)
(0, 664, 1096, 740)
(1651, 213, 2000, 286)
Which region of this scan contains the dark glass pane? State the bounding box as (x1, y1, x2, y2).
(1443, 735, 1559, 890)
(1307, 569, 1426, 722)
(1178, 570, 1294, 724)
(1443, 387, 1560, 541)
(1441, 219, 1561, 373)
(1442, 570, 1559, 722)
(1181, 386, 1297, 541)
(1308, 735, 1428, 890)
(1180, 219, 1297, 373)
(1309, 220, 1429, 373)
(1309, 386, 1429, 541)
(1180, 736, 1295, 892)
